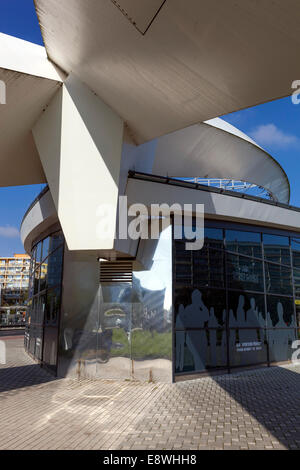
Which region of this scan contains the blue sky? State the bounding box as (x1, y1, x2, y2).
(0, 1, 300, 256)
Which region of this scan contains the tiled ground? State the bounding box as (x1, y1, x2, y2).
(0, 333, 299, 450)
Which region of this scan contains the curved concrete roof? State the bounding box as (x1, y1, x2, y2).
(35, 0, 300, 143)
(147, 118, 290, 204)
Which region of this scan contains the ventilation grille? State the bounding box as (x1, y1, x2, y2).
(100, 261, 133, 283)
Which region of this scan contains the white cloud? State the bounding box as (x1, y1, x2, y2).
(250, 124, 299, 148)
(0, 226, 20, 238)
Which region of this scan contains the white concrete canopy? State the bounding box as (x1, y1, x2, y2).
(0, 34, 62, 186)
(35, 0, 300, 143)
(121, 118, 290, 204)
(33, 74, 124, 251)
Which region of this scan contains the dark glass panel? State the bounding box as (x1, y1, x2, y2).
(174, 240, 192, 264)
(49, 232, 64, 253)
(296, 305, 300, 328)
(228, 292, 265, 328)
(28, 326, 36, 355)
(30, 297, 37, 324)
(42, 327, 58, 370)
(42, 237, 50, 262)
(265, 262, 292, 295)
(293, 268, 300, 298)
(175, 329, 227, 373)
(291, 238, 300, 268)
(268, 328, 297, 363)
(39, 260, 48, 292)
(226, 229, 261, 258)
(174, 251, 192, 284)
(36, 241, 42, 264)
(266, 295, 295, 328)
(47, 245, 63, 289)
(229, 328, 267, 367)
(33, 267, 40, 295)
(175, 288, 226, 329)
(204, 228, 223, 250)
(36, 294, 46, 325)
(35, 326, 43, 360)
(46, 288, 61, 326)
(226, 253, 264, 292)
(263, 234, 290, 265)
(193, 248, 224, 288)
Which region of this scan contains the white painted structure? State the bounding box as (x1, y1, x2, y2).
(35, 0, 300, 143)
(8, 1, 300, 382)
(0, 2, 297, 250)
(33, 74, 124, 251)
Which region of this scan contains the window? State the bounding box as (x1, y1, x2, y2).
(291, 238, 300, 268)
(226, 229, 261, 258)
(263, 234, 290, 265)
(25, 231, 64, 366)
(265, 263, 292, 295)
(174, 223, 299, 374)
(226, 253, 264, 292)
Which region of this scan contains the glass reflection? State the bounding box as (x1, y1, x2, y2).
(39, 260, 48, 292)
(42, 237, 50, 261)
(204, 228, 223, 250)
(266, 296, 295, 328)
(175, 288, 227, 372)
(265, 263, 292, 295)
(291, 238, 300, 268)
(293, 268, 300, 298)
(263, 234, 290, 265)
(226, 230, 261, 258)
(174, 224, 299, 375)
(296, 305, 300, 328)
(228, 292, 265, 328)
(193, 248, 224, 288)
(96, 225, 173, 382)
(48, 245, 63, 289)
(131, 226, 172, 379)
(226, 253, 264, 292)
(25, 231, 64, 373)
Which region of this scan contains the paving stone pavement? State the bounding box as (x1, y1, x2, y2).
(0, 334, 300, 450)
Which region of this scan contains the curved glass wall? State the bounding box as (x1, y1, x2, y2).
(24, 231, 64, 373)
(58, 225, 173, 383)
(174, 222, 300, 375)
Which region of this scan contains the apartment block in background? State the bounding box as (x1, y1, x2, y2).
(0, 254, 30, 326)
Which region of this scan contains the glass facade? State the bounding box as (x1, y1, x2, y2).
(24, 220, 300, 382)
(24, 231, 64, 373)
(58, 225, 173, 382)
(174, 222, 299, 375)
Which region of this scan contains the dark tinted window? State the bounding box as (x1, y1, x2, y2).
(291, 238, 300, 268)
(226, 254, 264, 292)
(265, 263, 292, 295)
(263, 234, 290, 265)
(226, 230, 261, 258)
(266, 295, 295, 328)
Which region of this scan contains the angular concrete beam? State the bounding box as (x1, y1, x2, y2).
(33, 74, 124, 251)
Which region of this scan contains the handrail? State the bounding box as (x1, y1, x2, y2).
(128, 171, 300, 213)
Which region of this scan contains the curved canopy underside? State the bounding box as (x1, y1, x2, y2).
(35, 0, 300, 144)
(149, 118, 290, 204)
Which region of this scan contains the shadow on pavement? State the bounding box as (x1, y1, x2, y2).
(0, 364, 57, 393)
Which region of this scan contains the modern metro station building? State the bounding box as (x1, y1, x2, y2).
(2, 2, 300, 382)
(20, 117, 300, 382)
